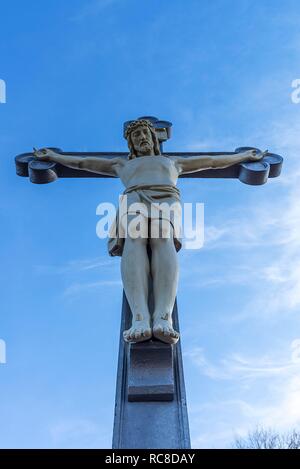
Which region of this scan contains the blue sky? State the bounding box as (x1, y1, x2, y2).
(1, 0, 300, 449)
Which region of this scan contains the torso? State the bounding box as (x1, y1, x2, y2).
(116, 155, 179, 188)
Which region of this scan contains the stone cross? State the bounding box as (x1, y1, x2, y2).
(15, 116, 283, 449)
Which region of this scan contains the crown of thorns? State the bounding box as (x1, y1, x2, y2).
(125, 119, 155, 139)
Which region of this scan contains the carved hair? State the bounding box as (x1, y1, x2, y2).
(125, 120, 161, 159)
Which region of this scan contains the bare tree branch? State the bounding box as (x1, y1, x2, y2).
(233, 426, 300, 449)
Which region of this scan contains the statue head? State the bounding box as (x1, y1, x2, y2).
(125, 120, 161, 159)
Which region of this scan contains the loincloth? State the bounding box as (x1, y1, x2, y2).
(108, 184, 182, 257)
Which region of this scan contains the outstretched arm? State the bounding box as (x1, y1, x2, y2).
(34, 148, 123, 177)
(170, 149, 267, 175)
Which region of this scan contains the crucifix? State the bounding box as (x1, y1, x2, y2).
(15, 116, 283, 449)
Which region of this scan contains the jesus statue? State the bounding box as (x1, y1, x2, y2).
(34, 119, 265, 345)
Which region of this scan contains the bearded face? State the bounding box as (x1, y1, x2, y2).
(130, 126, 154, 156)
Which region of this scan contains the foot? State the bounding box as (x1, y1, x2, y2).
(153, 316, 180, 345)
(123, 318, 152, 343)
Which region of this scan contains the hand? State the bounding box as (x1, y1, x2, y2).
(241, 149, 268, 162)
(33, 147, 58, 161)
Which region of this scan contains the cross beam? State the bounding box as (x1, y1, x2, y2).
(15, 149, 283, 185)
(15, 115, 283, 186)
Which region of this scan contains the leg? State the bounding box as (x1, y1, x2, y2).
(121, 235, 152, 343)
(150, 221, 180, 344)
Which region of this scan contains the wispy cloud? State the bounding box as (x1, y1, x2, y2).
(190, 385, 300, 449)
(181, 112, 300, 318)
(185, 341, 300, 381)
(35, 256, 115, 275)
(187, 340, 300, 448)
(35, 256, 121, 299)
(63, 279, 122, 298)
